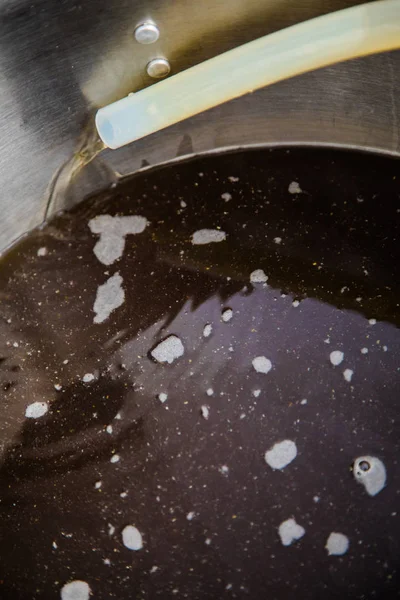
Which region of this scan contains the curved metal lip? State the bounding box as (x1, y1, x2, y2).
(129, 140, 400, 179)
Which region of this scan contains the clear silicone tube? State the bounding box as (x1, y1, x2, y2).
(96, 0, 400, 149)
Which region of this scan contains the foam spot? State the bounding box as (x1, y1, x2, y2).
(228, 176, 239, 182)
(201, 405, 210, 420)
(151, 335, 185, 364)
(369, 318, 377, 325)
(353, 456, 386, 496)
(82, 373, 95, 383)
(203, 324, 213, 338)
(278, 518, 305, 546)
(37, 247, 48, 257)
(54, 383, 62, 391)
(221, 192, 232, 202)
(361, 347, 368, 354)
(325, 532, 349, 556)
(150, 566, 159, 574)
(265, 439, 297, 470)
(252, 356, 272, 374)
(93, 273, 125, 324)
(89, 215, 148, 265)
(60, 580, 90, 600)
(186, 511, 195, 520)
(330, 350, 344, 366)
(206, 388, 214, 396)
(300, 398, 307, 405)
(252, 389, 261, 398)
(110, 454, 120, 463)
(158, 392, 168, 403)
(191, 229, 226, 245)
(25, 401, 48, 419)
(221, 308, 233, 322)
(343, 369, 353, 382)
(219, 465, 229, 476)
(288, 181, 302, 194)
(122, 525, 143, 550)
(250, 269, 268, 284)
(292, 300, 300, 308)
(274, 237, 282, 244)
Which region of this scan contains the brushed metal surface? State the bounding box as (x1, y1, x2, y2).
(0, 0, 398, 252)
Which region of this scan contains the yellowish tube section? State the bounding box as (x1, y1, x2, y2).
(96, 0, 400, 149)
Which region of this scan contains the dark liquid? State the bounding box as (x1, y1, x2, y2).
(0, 147, 399, 599)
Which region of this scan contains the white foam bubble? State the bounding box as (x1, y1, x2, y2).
(37, 247, 48, 257)
(343, 369, 353, 382)
(292, 300, 300, 308)
(330, 350, 344, 366)
(206, 388, 214, 396)
(222, 308, 233, 322)
(158, 392, 168, 403)
(150, 566, 159, 574)
(110, 454, 120, 463)
(191, 229, 226, 245)
(361, 347, 368, 354)
(25, 401, 48, 419)
(221, 192, 232, 202)
(89, 215, 148, 265)
(203, 323, 213, 338)
(250, 269, 268, 284)
(60, 580, 90, 600)
(369, 318, 377, 325)
(288, 181, 302, 194)
(252, 389, 261, 398)
(278, 518, 305, 546)
(353, 456, 386, 496)
(151, 335, 185, 364)
(252, 356, 272, 374)
(82, 373, 95, 383)
(201, 405, 210, 420)
(93, 272, 125, 324)
(325, 532, 349, 556)
(186, 511, 195, 521)
(122, 525, 143, 550)
(274, 237, 282, 244)
(265, 440, 297, 470)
